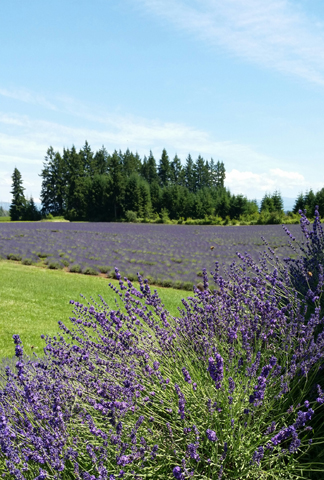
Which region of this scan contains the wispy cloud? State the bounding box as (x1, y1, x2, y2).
(135, 0, 324, 85)
(0, 85, 314, 201)
(0, 87, 58, 110)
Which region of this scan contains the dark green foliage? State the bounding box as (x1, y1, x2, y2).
(21, 258, 33, 265)
(69, 264, 82, 273)
(158, 148, 171, 187)
(82, 267, 98, 275)
(21, 197, 42, 221)
(7, 253, 22, 261)
(38, 141, 293, 224)
(40, 147, 66, 216)
(9, 168, 26, 221)
(48, 262, 62, 270)
(293, 188, 324, 217)
(261, 190, 284, 214)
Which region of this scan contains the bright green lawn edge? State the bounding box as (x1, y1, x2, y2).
(0, 260, 190, 361)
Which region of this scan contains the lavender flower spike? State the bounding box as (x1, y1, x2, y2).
(208, 354, 224, 389)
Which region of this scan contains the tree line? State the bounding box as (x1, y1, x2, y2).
(38, 142, 260, 222)
(11, 141, 324, 223)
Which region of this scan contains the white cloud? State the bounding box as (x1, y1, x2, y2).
(226, 167, 313, 197)
(0, 87, 310, 201)
(135, 0, 324, 86)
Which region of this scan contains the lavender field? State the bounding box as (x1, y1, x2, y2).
(0, 222, 302, 288)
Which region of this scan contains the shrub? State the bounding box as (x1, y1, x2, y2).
(98, 265, 111, 274)
(125, 210, 138, 223)
(69, 264, 82, 273)
(182, 281, 194, 291)
(83, 266, 98, 276)
(6, 253, 22, 261)
(1, 218, 324, 479)
(36, 252, 48, 258)
(21, 258, 32, 265)
(48, 261, 62, 270)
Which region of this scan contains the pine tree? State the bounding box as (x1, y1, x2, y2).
(40, 147, 66, 216)
(158, 149, 171, 187)
(272, 190, 284, 213)
(185, 154, 195, 192)
(9, 168, 26, 221)
(108, 151, 125, 220)
(215, 161, 226, 188)
(194, 155, 206, 191)
(64, 146, 88, 220)
(93, 146, 109, 175)
(260, 193, 274, 212)
(293, 193, 305, 214)
(170, 154, 183, 185)
(142, 151, 158, 184)
(22, 197, 41, 221)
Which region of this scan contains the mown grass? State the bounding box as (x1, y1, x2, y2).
(0, 260, 189, 361)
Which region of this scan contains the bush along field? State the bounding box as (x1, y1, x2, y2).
(1, 210, 324, 479)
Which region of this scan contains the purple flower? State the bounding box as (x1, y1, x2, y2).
(182, 367, 192, 384)
(173, 466, 184, 479)
(187, 443, 200, 461)
(206, 429, 218, 441)
(228, 377, 235, 393)
(208, 354, 224, 389)
(251, 446, 264, 465)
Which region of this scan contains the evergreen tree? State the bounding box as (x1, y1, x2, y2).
(124, 174, 142, 216)
(194, 155, 207, 191)
(79, 141, 94, 176)
(150, 181, 161, 213)
(64, 146, 88, 220)
(142, 151, 158, 184)
(21, 197, 41, 221)
(9, 168, 26, 221)
(293, 193, 305, 214)
(304, 190, 316, 216)
(93, 146, 109, 175)
(185, 154, 195, 192)
(108, 151, 125, 220)
(87, 174, 110, 221)
(158, 149, 171, 187)
(170, 154, 183, 185)
(122, 149, 142, 177)
(260, 193, 274, 212)
(40, 147, 66, 216)
(215, 161, 226, 188)
(316, 188, 324, 218)
(272, 190, 284, 212)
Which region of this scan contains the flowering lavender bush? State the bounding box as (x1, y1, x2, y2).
(1, 216, 324, 479)
(283, 207, 324, 310)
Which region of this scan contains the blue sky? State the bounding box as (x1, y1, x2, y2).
(1, 0, 324, 206)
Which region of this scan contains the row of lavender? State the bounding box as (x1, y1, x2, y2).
(1, 213, 324, 479)
(0, 222, 303, 288)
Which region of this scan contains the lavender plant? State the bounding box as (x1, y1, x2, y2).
(1, 216, 324, 479)
(283, 207, 324, 311)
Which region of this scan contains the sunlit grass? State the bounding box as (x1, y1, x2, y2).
(0, 260, 189, 360)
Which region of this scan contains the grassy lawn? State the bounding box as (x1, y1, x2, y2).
(0, 260, 190, 361)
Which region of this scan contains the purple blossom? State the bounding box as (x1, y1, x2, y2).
(206, 429, 218, 441)
(181, 367, 192, 384)
(173, 466, 184, 479)
(208, 354, 224, 389)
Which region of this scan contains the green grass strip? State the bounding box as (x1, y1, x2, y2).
(0, 260, 189, 361)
